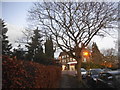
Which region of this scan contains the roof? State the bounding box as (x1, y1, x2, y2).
(59, 52, 68, 57)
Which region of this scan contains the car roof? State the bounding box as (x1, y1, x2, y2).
(81, 68, 86, 69)
(103, 68, 111, 70)
(103, 71, 120, 75)
(90, 68, 102, 71)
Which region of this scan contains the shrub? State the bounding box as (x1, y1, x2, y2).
(2, 55, 61, 88)
(81, 62, 105, 70)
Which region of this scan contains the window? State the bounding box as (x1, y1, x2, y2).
(62, 55, 65, 58)
(67, 55, 69, 57)
(70, 58, 73, 61)
(99, 73, 107, 80)
(99, 73, 113, 81)
(73, 52, 75, 55)
(62, 59, 65, 63)
(73, 58, 75, 61)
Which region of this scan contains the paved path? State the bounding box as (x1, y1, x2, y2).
(59, 70, 81, 88)
(61, 70, 76, 76)
(60, 75, 72, 88)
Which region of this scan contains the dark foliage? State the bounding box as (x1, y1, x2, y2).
(2, 55, 61, 88)
(1, 19, 12, 56)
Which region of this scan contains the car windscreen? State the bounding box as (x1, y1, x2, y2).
(91, 69, 103, 75)
(81, 69, 86, 72)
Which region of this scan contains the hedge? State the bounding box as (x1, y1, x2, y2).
(2, 56, 62, 88)
(81, 62, 105, 70)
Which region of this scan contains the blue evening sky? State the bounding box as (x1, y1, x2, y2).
(2, 2, 33, 27)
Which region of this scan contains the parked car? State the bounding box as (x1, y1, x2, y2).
(117, 69, 120, 71)
(75, 68, 87, 78)
(96, 70, 120, 89)
(102, 68, 112, 72)
(86, 68, 104, 87)
(81, 68, 87, 78)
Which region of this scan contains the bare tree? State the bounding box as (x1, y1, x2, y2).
(101, 48, 118, 68)
(28, 2, 117, 83)
(101, 48, 116, 56)
(15, 29, 33, 44)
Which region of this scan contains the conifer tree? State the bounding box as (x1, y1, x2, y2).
(1, 19, 12, 56)
(25, 27, 46, 64)
(13, 44, 25, 60)
(91, 42, 103, 64)
(45, 36, 54, 58)
(44, 36, 56, 65)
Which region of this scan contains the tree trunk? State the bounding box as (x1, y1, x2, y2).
(75, 46, 82, 82)
(76, 57, 87, 87)
(75, 46, 87, 87)
(76, 57, 82, 82)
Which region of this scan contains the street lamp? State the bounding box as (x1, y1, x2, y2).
(83, 51, 89, 57)
(82, 50, 91, 69)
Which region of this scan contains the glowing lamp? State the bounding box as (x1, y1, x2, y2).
(83, 51, 89, 56)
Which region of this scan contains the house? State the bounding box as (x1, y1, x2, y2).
(59, 52, 76, 71)
(59, 48, 90, 71)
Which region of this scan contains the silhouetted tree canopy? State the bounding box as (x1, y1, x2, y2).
(25, 27, 44, 62)
(0, 19, 12, 56)
(45, 36, 54, 58)
(28, 2, 118, 82)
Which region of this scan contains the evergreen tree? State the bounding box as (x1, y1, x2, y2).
(25, 27, 46, 64)
(44, 36, 56, 65)
(91, 42, 103, 64)
(1, 19, 12, 56)
(45, 36, 54, 59)
(13, 44, 26, 60)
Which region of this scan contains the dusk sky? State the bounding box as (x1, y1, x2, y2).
(2, 2, 33, 27)
(2, 2, 33, 48)
(2, 1, 118, 57)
